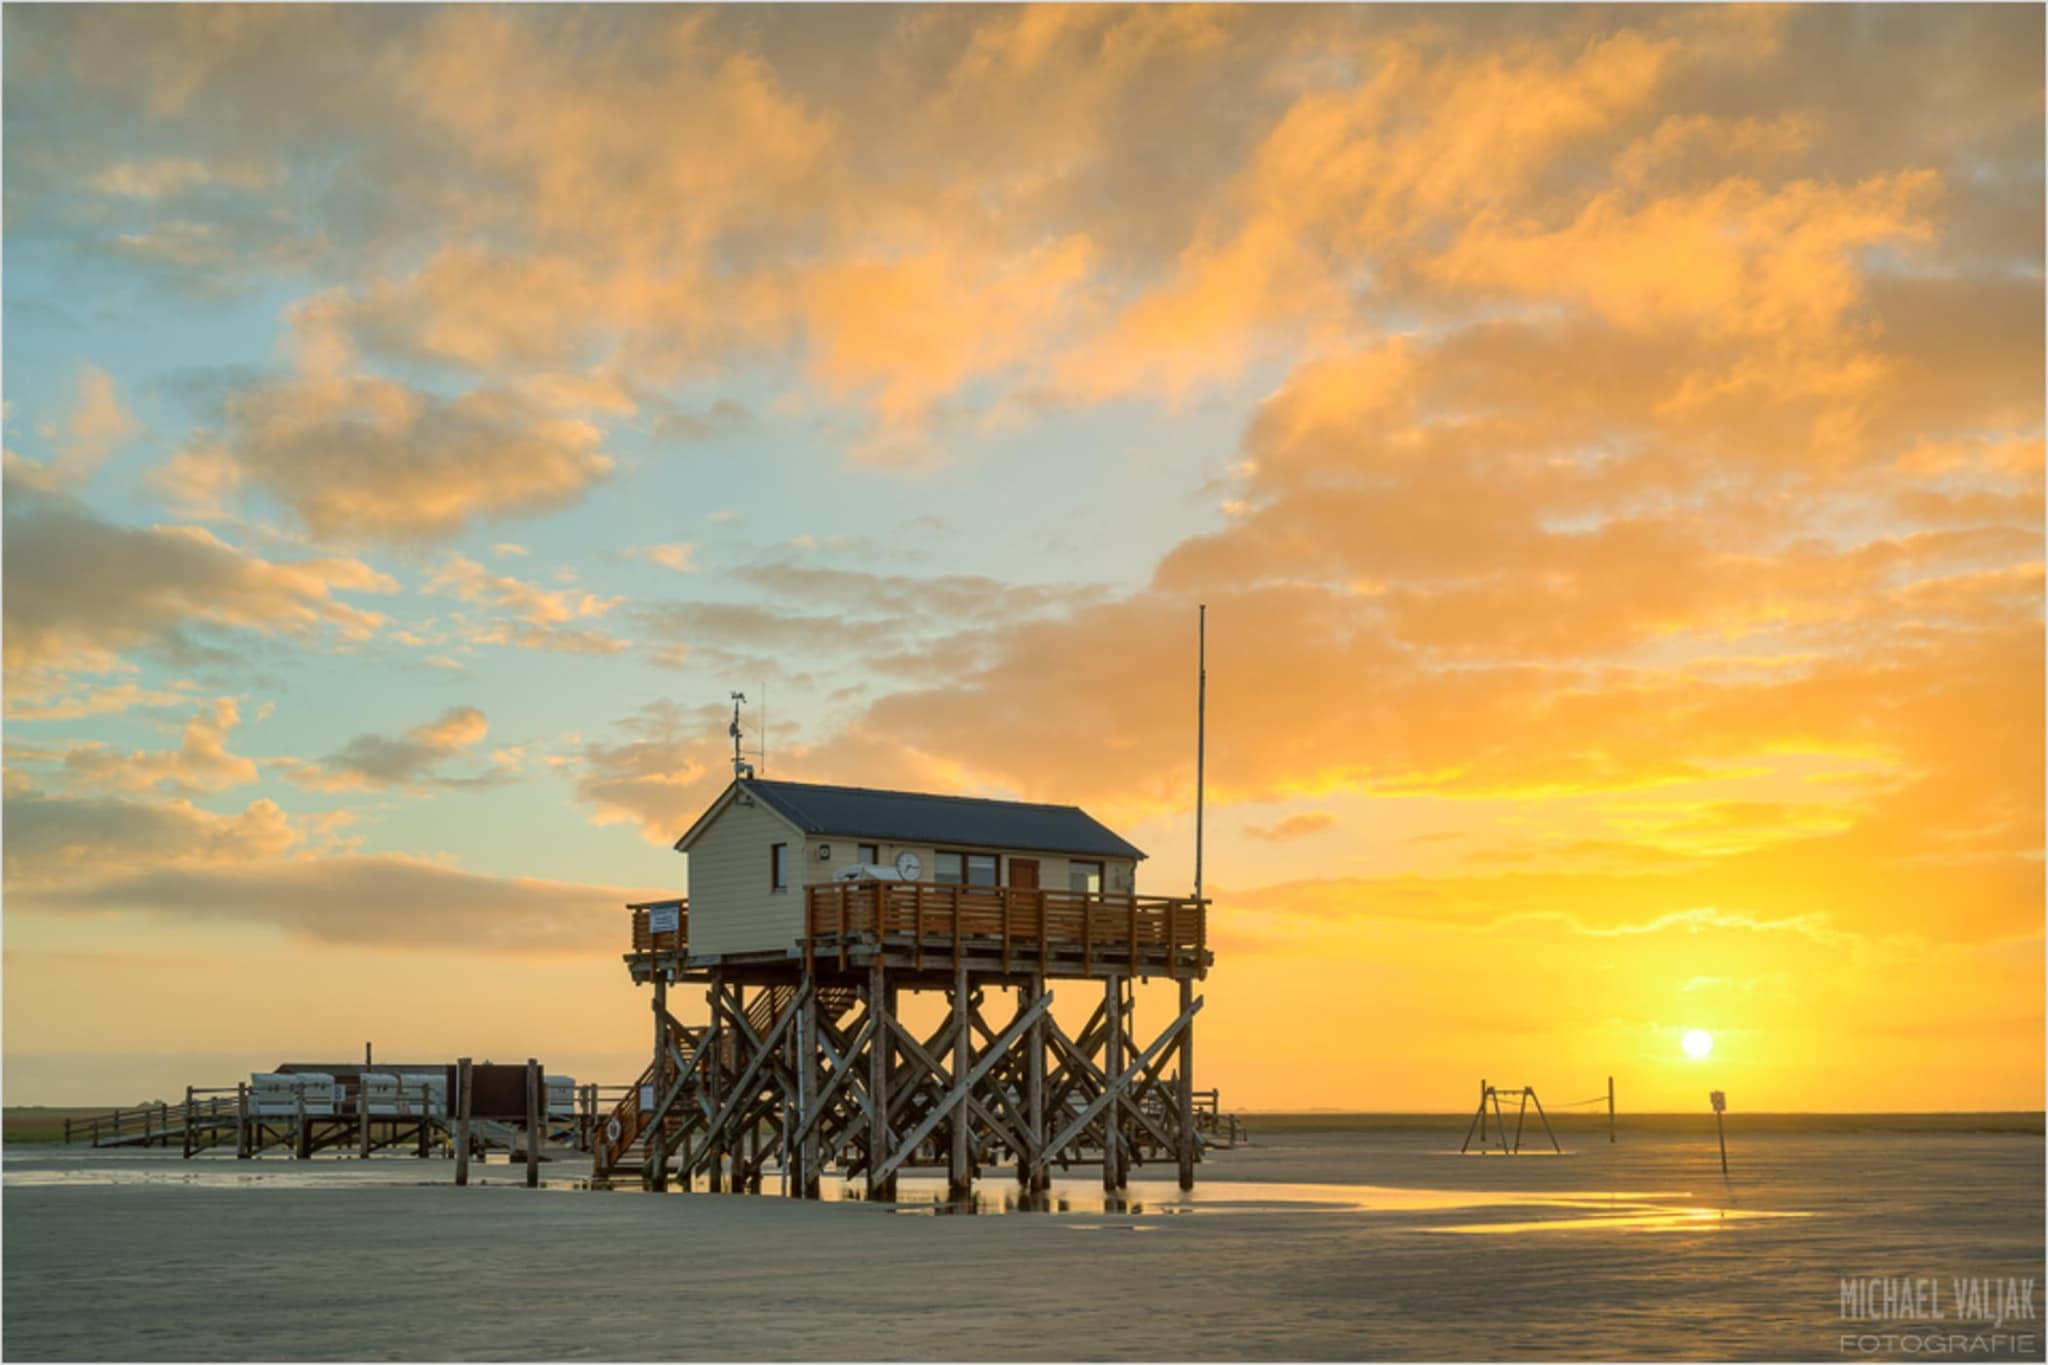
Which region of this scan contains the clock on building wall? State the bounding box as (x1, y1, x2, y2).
(894, 850, 923, 881)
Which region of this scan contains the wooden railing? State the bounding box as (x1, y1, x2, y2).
(804, 881, 1207, 975)
(628, 898, 688, 954)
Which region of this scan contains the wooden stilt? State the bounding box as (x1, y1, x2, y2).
(1018, 978, 1042, 1188)
(358, 1074, 373, 1158)
(1102, 974, 1123, 1191)
(236, 1083, 251, 1160)
(1177, 975, 1196, 1189)
(1607, 1075, 1616, 1144)
(950, 956, 972, 1198)
(649, 973, 670, 1192)
(182, 1086, 195, 1159)
(800, 974, 821, 1199)
(707, 970, 726, 1193)
(295, 1088, 311, 1160)
(867, 962, 892, 1201)
(455, 1058, 472, 1186)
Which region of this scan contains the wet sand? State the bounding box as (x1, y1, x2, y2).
(4, 1124, 2042, 1360)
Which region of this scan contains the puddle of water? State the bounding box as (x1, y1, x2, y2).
(4, 1159, 1812, 1233)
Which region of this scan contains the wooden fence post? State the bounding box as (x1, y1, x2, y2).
(525, 1058, 541, 1188)
(182, 1086, 195, 1159)
(359, 1074, 373, 1159)
(236, 1084, 251, 1159)
(455, 1058, 473, 1186)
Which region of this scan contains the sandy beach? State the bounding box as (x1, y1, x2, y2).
(5, 1119, 2041, 1361)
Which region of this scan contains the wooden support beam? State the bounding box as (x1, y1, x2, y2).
(1043, 994, 1202, 1167)
(707, 969, 726, 1192)
(455, 1058, 473, 1186)
(949, 956, 971, 1198)
(687, 980, 809, 1180)
(1178, 976, 1197, 1189)
(872, 989, 1052, 1186)
(1102, 975, 1122, 1191)
(1025, 976, 1047, 1190)
(799, 980, 822, 1198)
(867, 964, 893, 1201)
(236, 1083, 251, 1160)
(649, 974, 669, 1192)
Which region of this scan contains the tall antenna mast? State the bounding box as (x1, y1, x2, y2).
(729, 691, 753, 780)
(1195, 603, 1206, 904)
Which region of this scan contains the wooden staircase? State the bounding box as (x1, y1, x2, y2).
(594, 985, 861, 1182)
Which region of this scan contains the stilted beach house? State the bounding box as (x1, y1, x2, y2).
(594, 718, 1214, 1199)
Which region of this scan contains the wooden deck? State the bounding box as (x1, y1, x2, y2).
(624, 883, 1209, 983)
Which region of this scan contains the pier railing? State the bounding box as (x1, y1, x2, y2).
(804, 881, 1208, 976)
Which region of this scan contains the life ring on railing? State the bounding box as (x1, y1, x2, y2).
(606, 1116, 623, 1144)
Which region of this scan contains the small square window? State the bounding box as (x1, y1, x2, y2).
(1069, 860, 1104, 894)
(858, 843, 880, 865)
(935, 851, 964, 885)
(966, 854, 998, 887)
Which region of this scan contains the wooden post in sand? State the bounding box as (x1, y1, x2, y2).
(454, 1058, 473, 1186)
(236, 1083, 251, 1159)
(182, 1086, 195, 1159)
(1710, 1090, 1728, 1175)
(1607, 1076, 1616, 1144)
(525, 1058, 542, 1188)
(358, 1074, 373, 1159)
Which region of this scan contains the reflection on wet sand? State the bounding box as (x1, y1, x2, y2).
(5, 1154, 1812, 1233)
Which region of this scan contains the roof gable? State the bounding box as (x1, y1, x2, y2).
(735, 778, 1146, 861)
(673, 780, 806, 852)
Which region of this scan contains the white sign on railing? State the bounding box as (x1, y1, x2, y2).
(649, 905, 680, 934)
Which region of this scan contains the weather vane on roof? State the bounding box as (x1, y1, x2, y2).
(729, 692, 754, 780)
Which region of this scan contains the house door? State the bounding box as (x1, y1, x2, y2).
(1009, 858, 1039, 889)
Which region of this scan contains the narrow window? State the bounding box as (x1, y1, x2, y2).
(858, 843, 879, 865)
(771, 842, 788, 892)
(935, 851, 965, 885)
(966, 853, 998, 887)
(1069, 860, 1103, 894)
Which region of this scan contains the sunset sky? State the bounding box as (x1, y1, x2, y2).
(4, 4, 2041, 1111)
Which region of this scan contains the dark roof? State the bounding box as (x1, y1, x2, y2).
(724, 778, 1146, 861)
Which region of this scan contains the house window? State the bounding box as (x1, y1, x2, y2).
(771, 842, 788, 892)
(1069, 860, 1104, 894)
(935, 852, 998, 887)
(858, 843, 879, 865)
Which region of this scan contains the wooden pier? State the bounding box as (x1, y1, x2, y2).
(596, 883, 1215, 1197)
(63, 1073, 616, 1163)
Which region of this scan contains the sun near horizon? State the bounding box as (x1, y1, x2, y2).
(2, 4, 2042, 1117)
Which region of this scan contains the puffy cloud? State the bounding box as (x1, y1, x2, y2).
(26, 697, 260, 796)
(5, 788, 300, 888)
(279, 704, 505, 792)
(169, 299, 617, 543)
(1, 483, 397, 700)
(422, 554, 628, 656)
